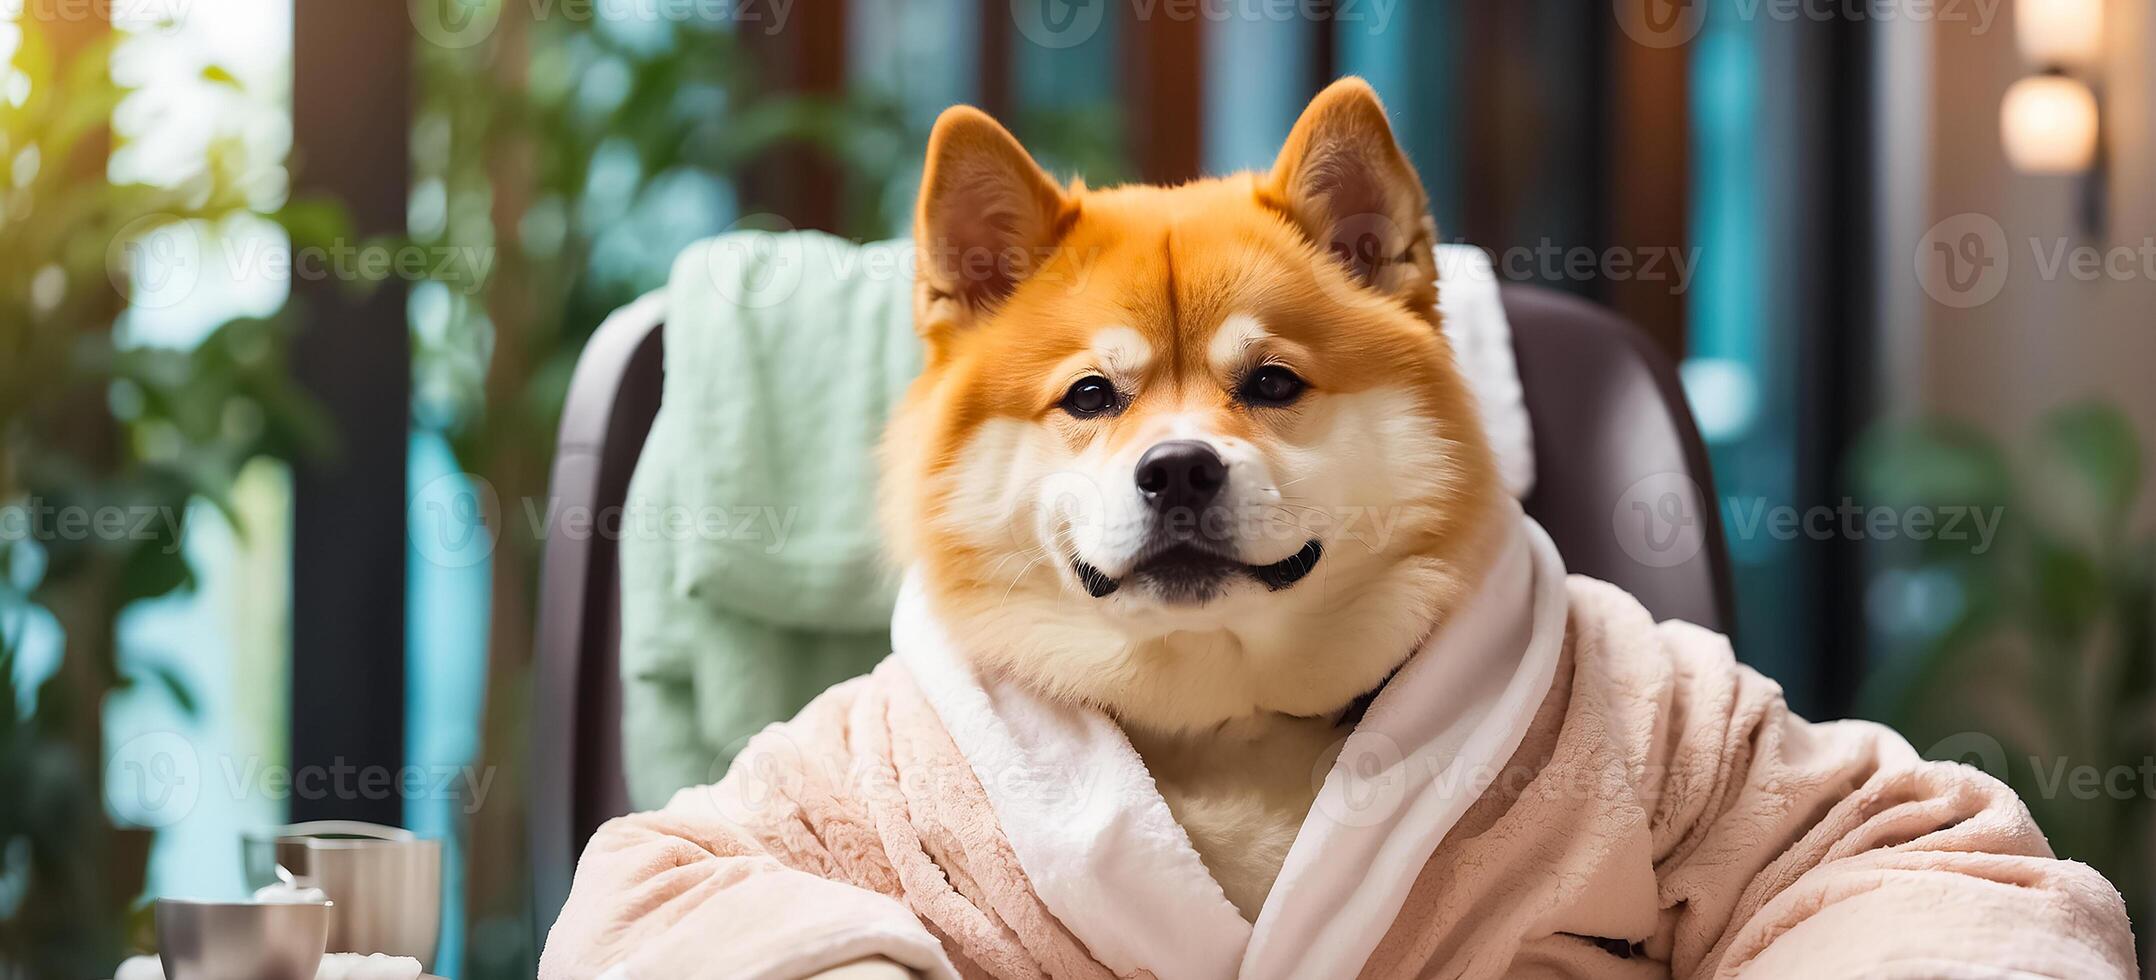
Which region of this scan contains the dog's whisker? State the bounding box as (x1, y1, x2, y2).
(998, 551, 1052, 609)
(982, 549, 1031, 584)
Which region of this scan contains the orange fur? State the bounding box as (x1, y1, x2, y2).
(880, 78, 1505, 917)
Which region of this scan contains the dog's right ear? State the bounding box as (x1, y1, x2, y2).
(915, 106, 1071, 332)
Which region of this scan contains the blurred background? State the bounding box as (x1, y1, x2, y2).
(1, 0, 2150, 977)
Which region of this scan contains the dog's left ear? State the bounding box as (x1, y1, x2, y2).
(1265, 78, 1437, 305)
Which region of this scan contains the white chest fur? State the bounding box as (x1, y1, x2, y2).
(1125, 713, 1347, 920)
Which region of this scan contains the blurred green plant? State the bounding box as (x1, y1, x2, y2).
(0, 21, 338, 978)
(413, 10, 1133, 976)
(1854, 401, 2154, 950)
(1014, 103, 1135, 189)
(413, 12, 915, 979)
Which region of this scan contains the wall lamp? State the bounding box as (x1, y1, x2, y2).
(2002, 0, 2106, 235)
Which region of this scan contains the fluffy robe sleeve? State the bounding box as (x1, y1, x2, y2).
(1605, 582, 2137, 979)
(535, 674, 955, 980)
(536, 662, 1114, 980)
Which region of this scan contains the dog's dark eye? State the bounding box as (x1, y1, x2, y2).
(1241, 365, 1307, 406)
(1062, 376, 1118, 417)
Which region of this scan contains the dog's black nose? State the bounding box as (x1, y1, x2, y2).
(1135, 440, 1228, 512)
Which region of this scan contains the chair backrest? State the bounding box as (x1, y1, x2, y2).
(1504, 287, 1735, 630)
(527, 284, 1733, 942)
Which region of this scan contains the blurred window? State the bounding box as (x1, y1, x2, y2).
(100, 0, 297, 904)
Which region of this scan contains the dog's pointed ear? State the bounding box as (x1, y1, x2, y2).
(1265, 78, 1436, 305)
(915, 106, 1071, 328)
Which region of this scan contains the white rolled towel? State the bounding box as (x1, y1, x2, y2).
(314, 952, 422, 980)
(109, 952, 420, 980)
(252, 881, 331, 905)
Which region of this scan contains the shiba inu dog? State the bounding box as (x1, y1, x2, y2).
(881, 78, 1505, 919)
(545, 66, 2137, 980)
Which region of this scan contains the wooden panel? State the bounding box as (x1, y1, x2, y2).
(739, 1, 849, 232)
(1121, 12, 1205, 184)
(1455, 1, 1516, 251)
(1605, 0, 1693, 357)
(1458, 1, 1606, 281)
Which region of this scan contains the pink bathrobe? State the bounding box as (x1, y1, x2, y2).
(541, 517, 2135, 979)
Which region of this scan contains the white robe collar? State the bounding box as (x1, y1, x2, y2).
(896, 505, 1569, 980)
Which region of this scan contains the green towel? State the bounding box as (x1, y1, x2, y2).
(619, 231, 922, 807)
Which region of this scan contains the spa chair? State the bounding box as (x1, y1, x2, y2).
(527, 284, 1735, 945)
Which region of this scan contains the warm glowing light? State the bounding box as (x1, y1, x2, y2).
(2016, 0, 2105, 69)
(2001, 74, 2100, 174)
